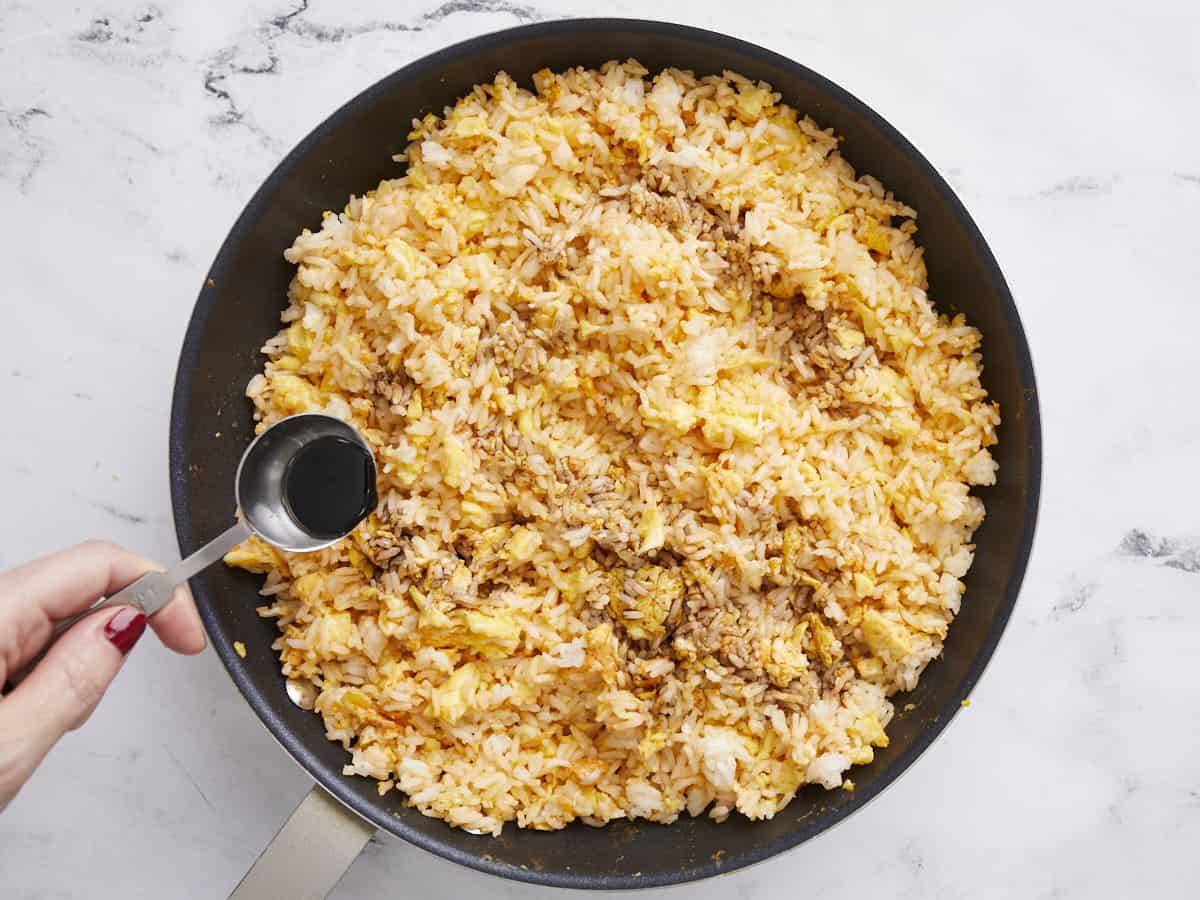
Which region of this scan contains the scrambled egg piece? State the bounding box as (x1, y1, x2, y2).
(585, 622, 620, 685)
(292, 572, 323, 603)
(285, 322, 313, 359)
(384, 237, 429, 278)
(860, 608, 913, 659)
(273, 354, 302, 372)
(462, 611, 522, 658)
(638, 501, 666, 553)
(641, 398, 699, 436)
(853, 655, 884, 679)
(439, 434, 473, 489)
(638, 729, 668, 758)
(608, 565, 684, 642)
(853, 712, 889, 748)
(780, 522, 803, 562)
(765, 622, 810, 687)
(900, 605, 949, 638)
(447, 563, 472, 594)
(223, 535, 278, 573)
(853, 572, 875, 597)
(734, 84, 774, 120)
(506, 527, 542, 563)
(860, 218, 892, 256)
(454, 115, 487, 138)
(699, 409, 763, 449)
(346, 546, 375, 580)
(833, 327, 865, 350)
(410, 586, 453, 630)
(778, 523, 822, 586)
(406, 391, 423, 420)
(271, 373, 320, 413)
(321, 611, 357, 650)
(432, 662, 481, 723)
(847, 746, 875, 765)
(804, 612, 842, 667)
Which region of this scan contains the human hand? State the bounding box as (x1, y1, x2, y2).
(0, 540, 207, 810)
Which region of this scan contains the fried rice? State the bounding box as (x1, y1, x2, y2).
(224, 60, 1000, 835)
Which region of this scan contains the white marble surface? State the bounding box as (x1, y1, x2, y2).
(2, 0, 1199, 896)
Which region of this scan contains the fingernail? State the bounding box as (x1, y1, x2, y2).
(104, 607, 147, 655)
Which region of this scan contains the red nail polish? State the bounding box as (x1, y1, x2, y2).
(104, 607, 147, 655)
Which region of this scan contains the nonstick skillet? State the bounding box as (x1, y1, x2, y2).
(169, 18, 1041, 896)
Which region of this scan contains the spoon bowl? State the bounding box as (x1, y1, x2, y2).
(236, 413, 377, 553)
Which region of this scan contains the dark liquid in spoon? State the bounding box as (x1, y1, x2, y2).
(283, 436, 378, 538)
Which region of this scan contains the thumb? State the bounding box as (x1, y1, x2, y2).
(0, 605, 146, 809)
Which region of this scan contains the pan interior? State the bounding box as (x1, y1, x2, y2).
(170, 19, 1039, 890)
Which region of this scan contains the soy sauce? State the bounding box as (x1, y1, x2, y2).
(283, 436, 378, 538)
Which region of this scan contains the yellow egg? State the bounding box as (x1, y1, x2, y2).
(642, 399, 698, 436)
(292, 572, 322, 602)
(804, 613, 842, 667)
(854, 712, 889, 748)
(506, 527, 542, 563)
(861, 219, 892, 256)
(517, 407, 535, 437)
(462, 611, 522, 657)
(765, 623, 810, 687)
(346, 546, 375, 579)
(454, 115, 487, 137)
(432, 663, 481, 723)
(448, 564, 472, 593)
(834, 327, 865, 350)
(734, 85, 773, 120)
(853, 656, 884, 679)
(853, 573, 875, 597)
(638, 502, 666, 553)
(607, 566, 683, 643)
(286, 323, 313, 358)
(848, 746, 874, 765)
(322, 611, 356, 648)
(861, 608, 913, 659)
(271, 373, 320, 413)
(439, 435, 472, 489)
(223, 536, 277, 573)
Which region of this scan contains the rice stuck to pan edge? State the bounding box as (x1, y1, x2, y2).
(225, 61, 999, 835)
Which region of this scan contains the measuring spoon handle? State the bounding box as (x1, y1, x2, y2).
(160, 519, 254, 595)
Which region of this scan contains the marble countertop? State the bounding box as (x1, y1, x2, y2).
(2, 1, 1198, 897)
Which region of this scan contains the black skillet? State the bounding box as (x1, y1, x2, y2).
(170, 18, 1041, 893)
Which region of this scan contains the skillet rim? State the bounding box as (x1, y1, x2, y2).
(169, 17, 1042, 889)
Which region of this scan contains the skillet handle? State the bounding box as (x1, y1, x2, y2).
(229, 786, 375, 900)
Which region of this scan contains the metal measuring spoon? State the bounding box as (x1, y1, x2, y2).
(34, 413, 377, 662)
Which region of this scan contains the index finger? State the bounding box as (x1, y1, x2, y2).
(0, 539, 156, 621)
